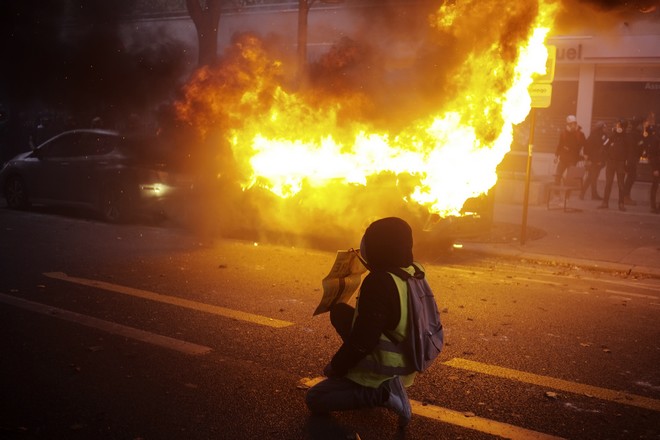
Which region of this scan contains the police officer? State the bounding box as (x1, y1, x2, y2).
(599, 119, 629, 211)
(644, 125, 660, 213)
(581, 121, 608, 200)
(554, 115, 586, 185)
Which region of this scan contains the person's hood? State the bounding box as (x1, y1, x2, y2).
(360, 217, 413, 271)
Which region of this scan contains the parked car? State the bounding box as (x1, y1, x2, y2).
(0, 129, 193, 223)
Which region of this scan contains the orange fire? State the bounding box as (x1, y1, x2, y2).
(175, 1, 558, 239)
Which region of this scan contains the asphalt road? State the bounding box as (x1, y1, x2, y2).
(1, 207, 659, 439)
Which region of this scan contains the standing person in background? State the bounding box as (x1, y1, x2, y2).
(554, 115, 586, 185)
(581, 121, 608, 200)
(643, 125, 660, 213)
(622, 117, 645, 205)
(599, 119, 629, 212)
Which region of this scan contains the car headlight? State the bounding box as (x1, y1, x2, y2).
(140, 183, 170, 196)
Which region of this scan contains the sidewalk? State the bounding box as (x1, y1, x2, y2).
(459, 181, 660, 278)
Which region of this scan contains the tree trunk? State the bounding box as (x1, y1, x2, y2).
(186, 0, 223, 67)
(297, 0, 310, 79)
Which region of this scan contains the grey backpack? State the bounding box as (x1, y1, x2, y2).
(389, 264, 444, 373)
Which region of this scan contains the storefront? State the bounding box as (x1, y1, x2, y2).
(537, 33, 659, 136)
(507, 31, 660, 182)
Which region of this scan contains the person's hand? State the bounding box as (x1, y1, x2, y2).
(654, 170, 659, 178)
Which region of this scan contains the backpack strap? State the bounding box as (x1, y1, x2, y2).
(411, 263, 425, 280)
(383, 264, 424, 344)
(389, 266, 411, 281)
(389, 263, 425, 281)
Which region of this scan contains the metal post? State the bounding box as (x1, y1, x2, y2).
(297, 0, 312, 84)
(521, 108, 536, 245)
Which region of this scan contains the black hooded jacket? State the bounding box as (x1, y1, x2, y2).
(330, 217, 414, 376)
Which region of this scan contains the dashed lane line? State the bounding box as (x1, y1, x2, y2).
(511, 277, 565, 286)
(0, 293, 212, 355)
(43, 272, 294, 329)
(605, 289, 659, 300)
(444, 357, 660, 413)
(410, 401, 565, 440)
(301, 377, 565, 440)
(439, 267, 487, 276)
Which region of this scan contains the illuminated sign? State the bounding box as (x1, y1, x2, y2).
(529, 83, 552, 108)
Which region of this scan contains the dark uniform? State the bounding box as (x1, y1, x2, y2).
(599, 119, 630, 211)
(623, 123, 645, 205)
(554, 116, 586, 185)
(581, 122, 608, 200)
(644, 125, 660, 213)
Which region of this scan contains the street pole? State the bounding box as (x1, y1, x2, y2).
(297, 0, 344, 86)
(297, 0, 312, 85)
(521, 108, 536, 245)
(522, 45, 555, 244)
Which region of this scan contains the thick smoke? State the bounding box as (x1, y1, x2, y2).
(306, 1, 446, 129)
(303, 1, 542, 140)
(555, 0, 659, 33)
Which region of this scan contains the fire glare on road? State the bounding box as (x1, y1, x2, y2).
(174, 0, 558, 242)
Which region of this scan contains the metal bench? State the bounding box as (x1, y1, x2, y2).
(546, 165, 585, 212)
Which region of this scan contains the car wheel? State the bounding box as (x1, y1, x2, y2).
(99, 185, 131, 223)
(4, 176, 30, 209)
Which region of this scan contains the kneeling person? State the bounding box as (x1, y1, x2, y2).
(306, 217, 419, 427)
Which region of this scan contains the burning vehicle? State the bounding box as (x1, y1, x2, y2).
(168, 1, 558, 249)
(0, 0, 562, 247)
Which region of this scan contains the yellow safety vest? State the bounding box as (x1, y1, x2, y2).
(345, 265, 418, 389)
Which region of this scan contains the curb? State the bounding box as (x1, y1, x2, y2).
(459, 243, 660, 279)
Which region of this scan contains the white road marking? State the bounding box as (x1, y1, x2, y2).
(43, 272, 294, 328)
(606, 289, 659, 300)
(582, 277, 660, 292)
(410, 401, 565, 440)
(440, 267, 486, 276)
(567, 289, 590, 295)
(300, 377, 565, 440)
(0, 293, 212, 355)
(444, 358, 660, 412)
(511, 277, 565, 286)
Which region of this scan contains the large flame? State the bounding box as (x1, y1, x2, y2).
(175, 0, 558, 241)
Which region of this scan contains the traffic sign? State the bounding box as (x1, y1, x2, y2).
(529, 83, 552, 108)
